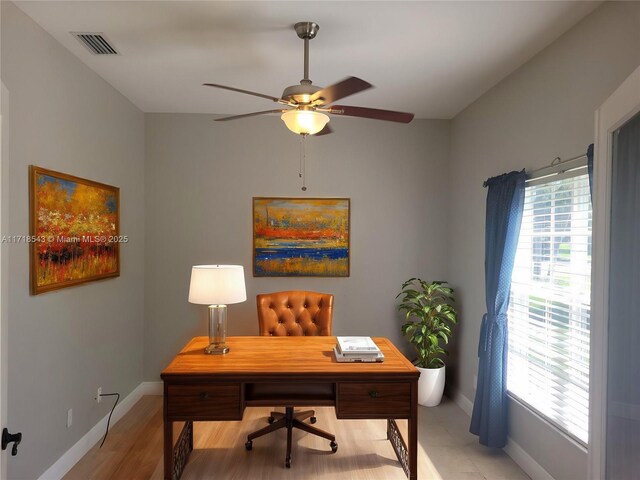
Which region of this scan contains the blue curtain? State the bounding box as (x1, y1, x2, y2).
(587, 143, 594, 199)
(470, 170, 526, 448)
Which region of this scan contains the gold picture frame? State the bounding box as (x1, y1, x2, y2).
(253, 197, 350, 277)
(29, 166, 120, 294)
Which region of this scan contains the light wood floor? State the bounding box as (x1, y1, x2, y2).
(63, 396, 530, 480)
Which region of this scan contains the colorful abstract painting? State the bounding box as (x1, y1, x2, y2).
(30, 166, 120, 294)
(253, 197, 350, 277)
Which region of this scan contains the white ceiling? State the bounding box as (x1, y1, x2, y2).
(15, 1, 600, 119)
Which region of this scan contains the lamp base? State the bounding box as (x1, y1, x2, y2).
(204, 344, 230, 355)
(205, 304, 230, 355)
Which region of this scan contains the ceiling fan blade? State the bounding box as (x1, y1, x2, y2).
(310, 77, 373, 106)
(329, 105, 414, 123)
(203, 83, 286, 104)
(215, 109, 287, 122)
(314, 124, 333, 136)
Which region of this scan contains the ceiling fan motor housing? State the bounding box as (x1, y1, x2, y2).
(281, 83, 322, 105)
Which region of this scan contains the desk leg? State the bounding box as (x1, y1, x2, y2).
(163, 420, 173, 480)
(409, 397, 418, 480)
(387, 381, 418, 479)
(409, 379, 418, 480)
(164, 420, 193, 480)
(388, 419, 411, 478)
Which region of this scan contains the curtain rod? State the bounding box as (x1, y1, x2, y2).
(527, 152, 587, 176)
(483, 151, 588, 188)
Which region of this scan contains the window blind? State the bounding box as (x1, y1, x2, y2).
(507, 171, 591, 444)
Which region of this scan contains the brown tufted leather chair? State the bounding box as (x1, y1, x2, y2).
(245, 291, 337, 468)
(257, 290, 333, 337)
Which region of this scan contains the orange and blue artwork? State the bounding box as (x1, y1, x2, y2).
(253, 197, 350, 277)
(30, 166, 120, 294)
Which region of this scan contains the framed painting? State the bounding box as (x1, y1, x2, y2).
(29, 166, 120, 294)
(253, 197, 350, 277)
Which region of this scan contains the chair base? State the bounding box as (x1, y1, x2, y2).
(267, 409, 317, 425)
(245, 406, 338, 468)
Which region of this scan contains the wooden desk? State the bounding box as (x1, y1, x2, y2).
(161, 336, 419, 479)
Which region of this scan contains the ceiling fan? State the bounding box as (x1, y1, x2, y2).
(204, 21, 415, 136)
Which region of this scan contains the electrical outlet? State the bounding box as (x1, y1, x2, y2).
(95, 387, 102, 403)
(67, 408, 73, 428)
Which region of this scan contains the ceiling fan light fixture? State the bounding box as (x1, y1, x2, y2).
(281, 110, 329, 135)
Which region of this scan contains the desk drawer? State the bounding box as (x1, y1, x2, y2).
(166, 384, 242, 420)
(337, 382, 411, 419)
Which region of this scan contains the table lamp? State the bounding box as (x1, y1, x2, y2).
(188, 265, 246, 354)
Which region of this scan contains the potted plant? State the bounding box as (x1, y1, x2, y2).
(397, 278, 458, 407)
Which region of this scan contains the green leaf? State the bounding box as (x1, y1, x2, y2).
(398, 277, 457, 368)
(430, 357, 445, 368)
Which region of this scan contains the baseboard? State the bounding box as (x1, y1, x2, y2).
(451, 389, 473, 417)
(504, 437, 555, 480)
(38, 381, 163, 480)
(451, 390, 555, 480)
(141, 380, 163, 395)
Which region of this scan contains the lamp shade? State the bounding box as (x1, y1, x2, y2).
(188, 265, 247, 305)
(281, 110, 329, 135)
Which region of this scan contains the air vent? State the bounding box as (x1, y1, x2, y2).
(72, 33, 119, 55)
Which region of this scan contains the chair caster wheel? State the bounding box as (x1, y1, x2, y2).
(330, 441, 338, 453)
(245, 440, 253, 451)
(267, 416, 276, 424)
(310, 416, 317, 424)
(285, 457, 291, 468)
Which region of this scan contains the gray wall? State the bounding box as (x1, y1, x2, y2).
(448, 2, 640, 479)
(1, 3, 145, 479)
(4, 1, 639, 478)
(144, 114, 450, 379)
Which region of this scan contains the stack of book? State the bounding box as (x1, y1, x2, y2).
(334, 336, 385, 363)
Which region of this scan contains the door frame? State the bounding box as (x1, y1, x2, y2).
(590, 64, 640, 479)
(0, 80, 6, 480)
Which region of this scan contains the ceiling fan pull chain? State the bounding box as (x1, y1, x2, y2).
(299, 135, 303, 178)
(300, 134, 307, 191)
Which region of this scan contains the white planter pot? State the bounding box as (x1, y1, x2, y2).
(416, 365, 445, 407)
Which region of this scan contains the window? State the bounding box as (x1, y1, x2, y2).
(507, 172, 591, 444)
